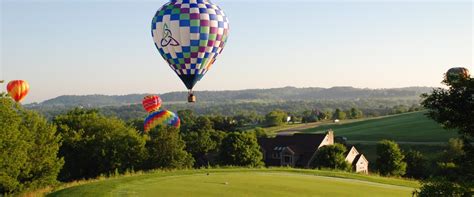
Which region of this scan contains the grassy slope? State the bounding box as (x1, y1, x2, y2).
(303, 111, 456, 142)
(48, 168, 418, 197)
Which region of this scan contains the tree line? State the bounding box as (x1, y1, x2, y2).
(29, 98, 422, 121)
(0, 100, 264, 195)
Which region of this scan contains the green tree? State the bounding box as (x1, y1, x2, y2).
(178, 109, 197, 134)
(332, 108, 346, 120)
(145, 126, 194, 169)
(301, 110, 318, 123)
(128, 118, 145, 132)
(219, 132, 263, 167)
(321, 110, 332, 120)
(414, 178, 469, 197)
(265, 110, 287, 126)
(0, 98, 27, 194)
(253, 127, 268, 138)
(179, 116, 224, 167)
(209, 115, 237, 132)
(375, 140, 406, 176)
(403, 150, 427, 179)
(349, 108, 363, 119)
(312, 144, 351, 171)
(420, 71, 474, 195)
(54, 108, 147, 181)
(442, 138, 464, 163)
(183, 117, 217, 166)
(0, 97, 63, 194)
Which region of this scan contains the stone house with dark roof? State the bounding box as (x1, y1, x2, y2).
(258, 131, 368, 174)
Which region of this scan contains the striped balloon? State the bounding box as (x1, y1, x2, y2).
(7, 80, 29, 103)
(142, 95, 162, 112)
(144, 110, 181, 132)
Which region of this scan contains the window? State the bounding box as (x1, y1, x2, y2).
(272, 153, 280, 159)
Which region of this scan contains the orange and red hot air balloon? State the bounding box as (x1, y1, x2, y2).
(7, 80, 29, 103)
(142, 95, 162, 113)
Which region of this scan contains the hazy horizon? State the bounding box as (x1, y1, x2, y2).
(2, 0, 472, 103)
(25, 85, 437, 103)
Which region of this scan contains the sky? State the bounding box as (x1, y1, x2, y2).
(1, 0, 472, 103)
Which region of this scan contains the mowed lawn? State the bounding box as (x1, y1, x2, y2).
(48, 169, 417, 197)
(303, 111, 456, 142)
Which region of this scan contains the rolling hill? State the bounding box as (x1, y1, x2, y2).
(303, 111, 456, 142)
(28, 86, 434, 107)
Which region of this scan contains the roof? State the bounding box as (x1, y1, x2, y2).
(258, 133, 328, 167)
(352, 154, 369, 166)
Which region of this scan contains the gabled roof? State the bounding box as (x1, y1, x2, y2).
(352, 154, 369, 166)
(345, 146, 360, 163)
(258, 133, 328, 167)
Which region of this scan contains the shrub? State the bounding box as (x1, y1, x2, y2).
(312, 144, 351, 171)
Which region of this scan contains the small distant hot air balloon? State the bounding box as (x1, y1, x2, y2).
(446, 67, 470, 84)
(7, 80, 29, 103)
(151, 0, 230, 102)
(142, 95, 162, 112)
(144, 110, 181, 132)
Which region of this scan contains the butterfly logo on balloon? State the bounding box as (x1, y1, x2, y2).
(160, 24, 180, 47)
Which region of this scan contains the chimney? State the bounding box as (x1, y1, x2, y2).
(326, 129, 334, 145)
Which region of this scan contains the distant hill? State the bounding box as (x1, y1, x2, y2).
(27, 86, 435, 108)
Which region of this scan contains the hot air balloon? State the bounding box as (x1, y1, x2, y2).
(142, 95, 162, 112)
(151, 0, 230, 102)
(144, 110, 181, 132)
(7, 80, 29, 103)
(446, 67, 470, 84)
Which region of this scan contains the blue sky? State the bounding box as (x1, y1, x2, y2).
(1, 0, 472, 103)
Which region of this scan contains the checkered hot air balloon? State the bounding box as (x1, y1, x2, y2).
(142, 95, 162, 112)
(7, 80, 29, 103)
(151, 0, 229, 102)
(144, 110, 181, 132)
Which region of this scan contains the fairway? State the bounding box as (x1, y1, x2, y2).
(303, 112, 456, 142)
(48, 169, 417, 197)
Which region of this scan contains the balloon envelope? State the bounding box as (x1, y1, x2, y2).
(446, 67, 470, 83)
(142, 95, 162, 112)
(144, 110, 181, 132)
(7, 80, 29, 102)
(151, 0, 229, 90)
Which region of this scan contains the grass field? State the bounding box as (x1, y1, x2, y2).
(303, 111, 456, 142)
(47, 168, 418, 197)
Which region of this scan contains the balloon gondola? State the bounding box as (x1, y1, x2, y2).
(151, 0, 230, 102)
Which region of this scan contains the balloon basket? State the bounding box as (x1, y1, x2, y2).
(188, 94, 196, 103)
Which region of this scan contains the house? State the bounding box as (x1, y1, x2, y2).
(344, 146, 369, 174)
(258, 131, 334, 168)
(258, 131, 368, 174)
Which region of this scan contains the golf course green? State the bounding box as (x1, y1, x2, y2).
(48, 169, 418, 197)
